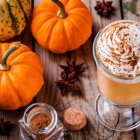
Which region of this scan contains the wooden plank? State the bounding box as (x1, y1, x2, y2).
(0, 0, 33, 140)
(0, 109, 25, 140)
(121, 0, 140, 139)
(34, 0, 135, 140)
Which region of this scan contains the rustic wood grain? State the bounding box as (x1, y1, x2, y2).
(0, 0, 139, 139)
(34, 0, 135, 140)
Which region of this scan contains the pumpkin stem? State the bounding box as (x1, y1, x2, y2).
(101, 0, 105, 4)
(0, 42, 21, 71)
(52, 0, 67, 18)
(102, 0, 105, 4)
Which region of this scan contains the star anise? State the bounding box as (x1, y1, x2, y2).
(59, 59, 86, 80)
(56, 71, 78, 95)
(0, 118, 13, 136)
(56, 59, 86, 95)
(94, 0, 114, 17)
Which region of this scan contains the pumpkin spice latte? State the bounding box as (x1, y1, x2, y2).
(95, 20, 140, 105)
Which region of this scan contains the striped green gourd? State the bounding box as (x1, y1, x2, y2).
(0, 0, 31, 41)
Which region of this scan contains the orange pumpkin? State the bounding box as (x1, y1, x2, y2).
(0, 42, 44, 110)
(31, 0, 92, 53)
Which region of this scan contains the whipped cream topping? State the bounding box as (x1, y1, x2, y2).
(96, 20, 140, 77)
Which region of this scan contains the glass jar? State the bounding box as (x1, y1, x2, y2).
(19, 103, 64, 140)
(93, 20, 140, 131)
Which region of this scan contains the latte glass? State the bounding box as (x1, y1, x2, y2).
(93, 20, 140, 131)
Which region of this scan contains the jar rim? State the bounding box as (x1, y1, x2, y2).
(93, 19, 140, 83)
(23, 103, 58, 134)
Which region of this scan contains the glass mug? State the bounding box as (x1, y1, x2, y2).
(19, 103, 64, 140)
(93, 20, 140, 131)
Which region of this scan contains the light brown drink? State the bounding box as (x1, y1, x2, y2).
(94, 20, 140, 105)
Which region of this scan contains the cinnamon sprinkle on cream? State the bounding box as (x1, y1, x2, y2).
(96, 20, 140, 77)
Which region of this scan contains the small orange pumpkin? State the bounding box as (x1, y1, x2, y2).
(31, 0, 92, 53)
(0, 42, 44, 110)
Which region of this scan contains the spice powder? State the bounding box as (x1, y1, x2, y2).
(30, 113, 51, 129)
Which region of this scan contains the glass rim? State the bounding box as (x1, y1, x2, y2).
(93, 20, 140, 82)
(23, 103, 58, 134)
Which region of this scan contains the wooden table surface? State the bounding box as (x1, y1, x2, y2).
(0, 0, 140, 139)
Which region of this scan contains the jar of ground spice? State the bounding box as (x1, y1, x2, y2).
(19, 103, 64, 140)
